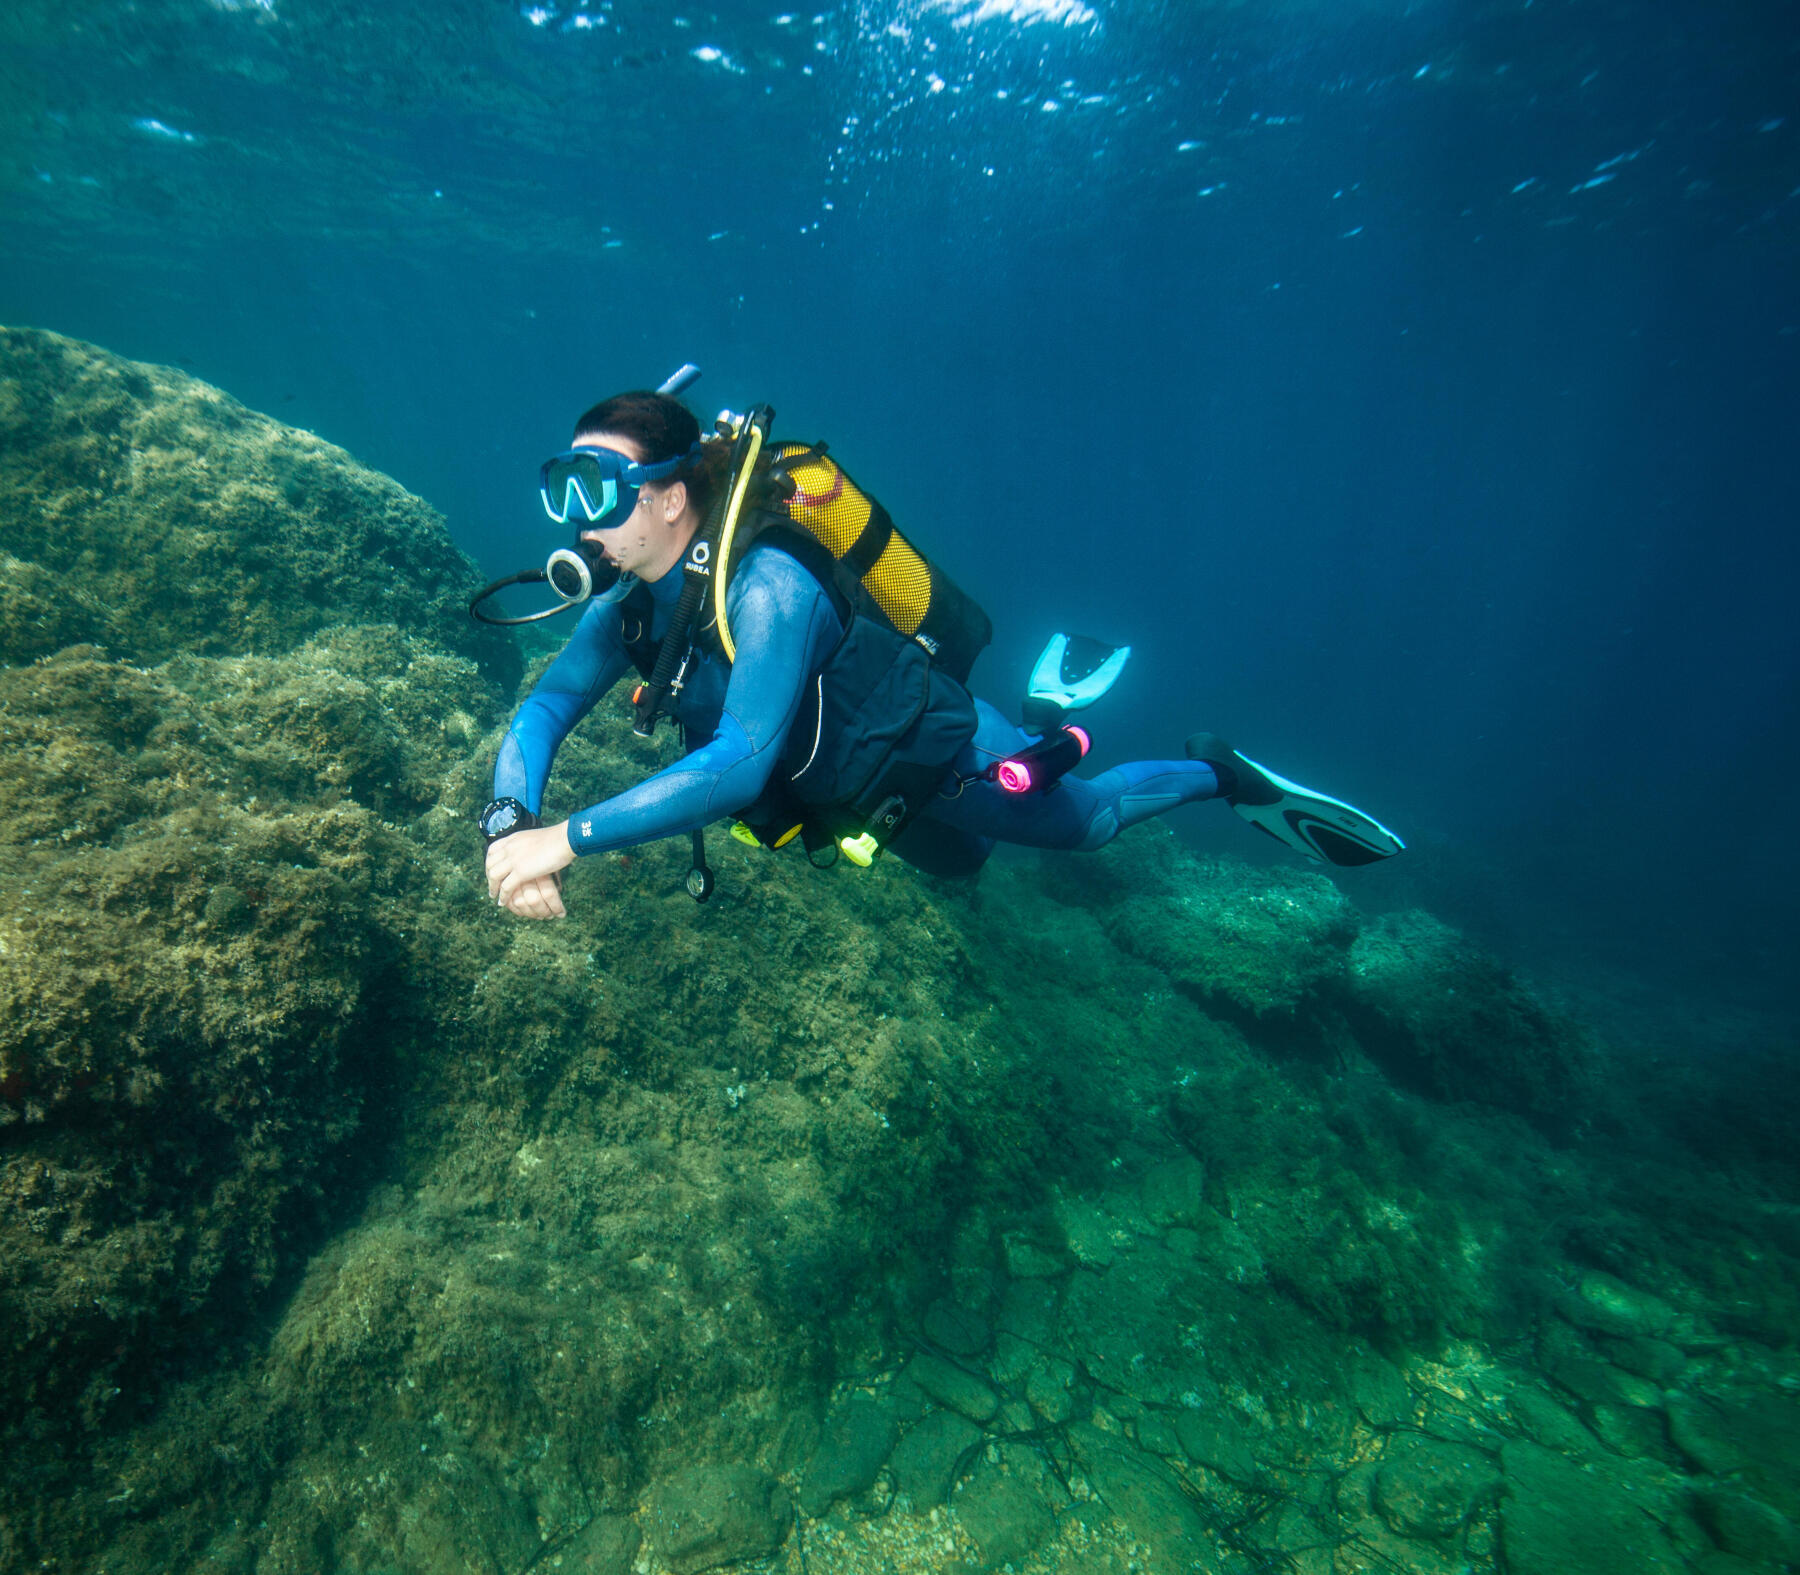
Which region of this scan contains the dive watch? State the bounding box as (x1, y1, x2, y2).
(478, 797, 540, 845)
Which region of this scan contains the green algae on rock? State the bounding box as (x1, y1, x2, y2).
(4, 329, 1800, 1575)
(1347, 909, 1599, 1126)
(0, 324, 516, 687)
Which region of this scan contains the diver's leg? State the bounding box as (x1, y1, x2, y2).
(919, 699, 1223, 852)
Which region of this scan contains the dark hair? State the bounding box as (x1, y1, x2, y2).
(573, 390, 730, 520)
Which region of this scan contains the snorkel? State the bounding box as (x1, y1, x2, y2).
(468, 363, 704, 627)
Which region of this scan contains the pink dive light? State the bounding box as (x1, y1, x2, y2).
(996, 758, 1034, 794)
(993, 725, 1091, 794)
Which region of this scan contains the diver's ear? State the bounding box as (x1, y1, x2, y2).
(660, 478, 687, 522)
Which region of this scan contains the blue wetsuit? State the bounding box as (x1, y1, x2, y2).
(494, 542, 1223, 876)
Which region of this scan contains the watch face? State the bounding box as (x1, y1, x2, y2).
(482, 800, 523, 838)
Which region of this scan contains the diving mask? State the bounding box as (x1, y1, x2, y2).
(538, 442, 698, 527)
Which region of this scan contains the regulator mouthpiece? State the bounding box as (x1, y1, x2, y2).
(468, 539, 620, 626)
(546, 540, 619, 604)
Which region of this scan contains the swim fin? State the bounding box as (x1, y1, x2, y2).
(1023, 633, 1131, 732)
(1185, 733, 1404, 868)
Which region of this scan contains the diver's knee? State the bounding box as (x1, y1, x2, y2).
(1076, 807, 1119, 852)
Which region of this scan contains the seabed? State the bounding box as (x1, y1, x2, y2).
(1, 326, 1795, 1575)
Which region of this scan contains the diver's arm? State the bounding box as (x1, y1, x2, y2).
(491, 597, 634, 812)
(562, 552, 838, 857)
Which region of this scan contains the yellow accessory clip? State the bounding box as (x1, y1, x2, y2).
(729, 821, 763, 849)
(838, 832, 880, 868)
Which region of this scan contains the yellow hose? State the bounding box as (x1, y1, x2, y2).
(711, 416, 767, 663)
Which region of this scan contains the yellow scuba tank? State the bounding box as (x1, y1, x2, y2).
(712, 435, 992, 685)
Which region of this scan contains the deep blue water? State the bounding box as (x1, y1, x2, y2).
(2, 0, 1795, 1027)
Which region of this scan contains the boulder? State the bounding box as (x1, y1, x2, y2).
(905, 1353, 999, 1423)
(890, 1411, 984, 1510)
(1373, 1436, 1500, 1539)
(954, 1459, 1058, 1566)
(1345, 910, 1596, 1125)
(798, 1395, 899, 1516)
(1499, 1439, 1685, 1575)
(648, 1464, 790, 1574)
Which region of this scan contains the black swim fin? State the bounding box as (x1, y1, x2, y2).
(1186, 733, 1404, 868)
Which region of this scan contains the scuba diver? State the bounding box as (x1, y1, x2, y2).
(475, 372, 1403, 921)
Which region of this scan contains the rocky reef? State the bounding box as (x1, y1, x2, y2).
(2, 326, 1797, 1575)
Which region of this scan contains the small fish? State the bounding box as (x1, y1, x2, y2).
(1511, 176, 1538, 194)
(1570, 172, 1615, 193)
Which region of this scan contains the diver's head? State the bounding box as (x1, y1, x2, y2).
(555, 391, 727, 583)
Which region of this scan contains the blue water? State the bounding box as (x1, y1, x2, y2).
(3, 0, 1796, 1020)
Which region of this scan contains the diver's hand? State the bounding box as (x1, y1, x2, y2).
(501, 872, 567, 921)
(487, 823, 577, 919)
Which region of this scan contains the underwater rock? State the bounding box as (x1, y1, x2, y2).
(1507, 1386, 1601, 1456)
(1538, 1319, 1658, 1414)
(905, 1352, 1000, 1422)
(1173, 1406, 1260, 1484)
(560, 1513, 641, 1574)
(1589, 1399, 1671, 1460)
(994, 1277, 1061, 1348)
(1139, 1153, 1208, 1229)
(647, 1463, 791, 1574)
(890, 1410, 984, 1509)
(1347, 1350, 1414, 1428)
(1601, 1332, 1688, 1387)
(797, 1394, 899, 1516)
(4, 327, 1796, 1575)
(953, 1455, 1059, 1566)
(1106, 854, 1359, 1016)
(1001, 1233, 1067, 1278)
(1561, 1268, 1679, 1339)
(0, 615, 507, 1461)
(1133, 1409, 1181, 1458)
(0, 551, 116, 661)
(1694, 1486, 1800, 1565)
(1053, 1189, 1133, 1267)
(1666, 1389, 1746, 1477)
(989, 1331, 1037, 1387)
(1666, 1386, 1800, 1518)
(1373, 1435, 1500, 1539)
(0, 325, 515, 686)
(1498, 1438, 1686, 1575)
(1068, 1422, 1209, 1566)
(1025, 1356, 1076, 1424)
(1345, 911, 1597, 1125)
(921, 1296, 992, 1357)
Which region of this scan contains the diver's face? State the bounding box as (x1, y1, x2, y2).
(573, 433, 691, 582)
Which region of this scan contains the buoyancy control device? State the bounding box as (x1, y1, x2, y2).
(646, 406, 995, 882)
